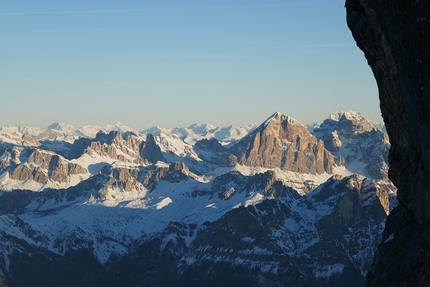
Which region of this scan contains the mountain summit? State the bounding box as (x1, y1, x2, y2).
(234, 112, 336, 174)
(312, 111, 390, 180)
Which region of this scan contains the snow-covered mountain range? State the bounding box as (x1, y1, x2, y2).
(0, 111, 395, 287)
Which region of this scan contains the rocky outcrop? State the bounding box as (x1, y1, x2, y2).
(210, 170, 300, 200)
(346, 0, 430, 285)
(312, 111, 390, 180)
(69, 131, 162, 166)
(9, 149, 87, 184)
(234, 112, 335, 174)
(139, 134, 165, 164)
(86, 131, 148, 165)
(171, 175, 393, 287)
(97, 162, 193, 193)
(100, 166, 143, 192)
(140, 162, 198, 191)
(193, 138, 230, 165)
(21, 135, 41, 147)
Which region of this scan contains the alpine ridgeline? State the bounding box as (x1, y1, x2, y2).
(0, 111, 395, 286)
(346, 0, 430, 285)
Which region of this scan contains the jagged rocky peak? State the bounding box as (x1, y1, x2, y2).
(311, 111, 390, 181)
(306, 174, 393, 225)
(9, 149, 87, 184)
(234, 112, 335, 174)
(69, 130, 152, 165)
(140, 134, 165, 164)
(100, 165, 143, 192)
(169, 162, 189, 173)
(322, 110, 374, 136)
(262, 111, 303, 135)
(194, 138, 225, 153)
(94, 130, 123, 143)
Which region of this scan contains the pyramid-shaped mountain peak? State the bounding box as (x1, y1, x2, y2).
(46, 122, 74, 131)
(264, 112, 300, 126)
(233, 112, 336, 175)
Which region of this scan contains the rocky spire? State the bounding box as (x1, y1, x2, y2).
(139, 134, 165, 164)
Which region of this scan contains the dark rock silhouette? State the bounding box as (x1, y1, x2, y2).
(346, 0, 430, 285)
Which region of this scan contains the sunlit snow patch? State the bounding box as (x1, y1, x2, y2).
(155, 197, 173, 210)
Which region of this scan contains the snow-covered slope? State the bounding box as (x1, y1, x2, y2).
(142, 123, 257, 146)
(0, 122, 137, 145)
(0, 111, 395, 287)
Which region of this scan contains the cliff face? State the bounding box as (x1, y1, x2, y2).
(345, 0, 430, 285)
(9, 149, 87, 184)
(234, 112, 335, 174)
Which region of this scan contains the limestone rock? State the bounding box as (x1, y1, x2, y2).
(10, 149, 87, 184)
(175, 175, 392, 287)
(312, 111, 390, 180)
(210, 170, 300, 200)
(141, 165, 169, 191)
(21, 135, 41, 147)
(346, 0, 430, 285)
(0, 147, 24, 173)
(140, 162, 198, 191)
(193, 138, 230, 165)
(139, 134, 165, 164)
(234, 112, 335, 174)
(73, 131, 151, 165)
(165, 162, 198, 182)
(101, 166, 142, 192)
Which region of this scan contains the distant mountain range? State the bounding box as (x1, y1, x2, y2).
(0, 111, 395, 287)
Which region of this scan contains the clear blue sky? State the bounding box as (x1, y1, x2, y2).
(0, 0, 381, 129)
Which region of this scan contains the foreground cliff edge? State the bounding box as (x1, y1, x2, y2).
(346, 0, 430, 285)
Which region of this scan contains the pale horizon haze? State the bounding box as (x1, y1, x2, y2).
(0, 0, 381, 130)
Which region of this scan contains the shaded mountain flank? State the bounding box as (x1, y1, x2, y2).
(346, 0, 430, 285)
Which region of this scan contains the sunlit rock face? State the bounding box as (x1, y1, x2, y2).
(9, 149, 87, 184)
(346, 0, 430, 285)
(234, 112, 335, 175)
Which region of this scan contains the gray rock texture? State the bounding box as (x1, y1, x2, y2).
(312, 111, 390, 180)
(139, 134, 165, 164)
(346, 0, 430, 285)
(10, 150, 87, 184)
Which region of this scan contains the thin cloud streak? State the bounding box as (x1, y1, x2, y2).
(144, 54, 256, 59)
(1, 44, 355, 54)
(283, 44, 355, 48)
(0, 68, 184, 83)
(240, 44, 355, 50)
(0, 4, 310, 16)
